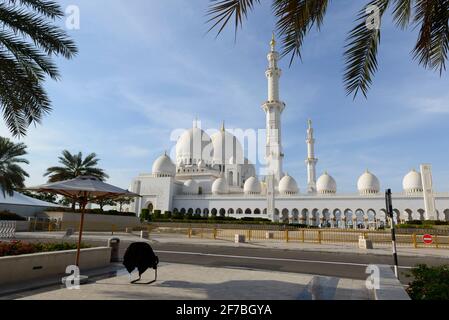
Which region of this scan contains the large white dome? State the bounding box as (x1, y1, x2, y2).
(211, 127, 244, 165)
(357, 170, 380, 195)
(212, 177, 229, 195)
(152, 154, 176, 177)
(317, 172, 337, 194)
(244, 177, 262, 195)
(279, 175, 299, 195)
(176, 127, 213, 165)
(183, 179, 199, 195)
(403, 169, 423, 194)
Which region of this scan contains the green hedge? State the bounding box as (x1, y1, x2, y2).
(407, 264, 449, 300)
(46, 207, 136, 217)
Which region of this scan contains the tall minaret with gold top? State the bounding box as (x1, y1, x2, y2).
(306, 119, 318, 194)
(262, 34, 285, 184)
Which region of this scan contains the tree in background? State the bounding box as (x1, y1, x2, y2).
(115, 196, 134, 212)
(44, 150, 109, 209)
(207, 0, 449, 98)
(0, 0, 78, 137)
(0, 137, 29, 196)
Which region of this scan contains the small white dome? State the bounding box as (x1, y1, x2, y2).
(403, 169, 423, 194)
(152, 154, 176, 177)
(183, 179, 199, 195)
(244, 177, 262, 195)
(212, 177, 229, 195)
(357, 170, 380, 195)
(279, 174, 299, 195)
(317, 172, 337, 194)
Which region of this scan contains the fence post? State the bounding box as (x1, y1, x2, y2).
(301, 230, 305, 243)
(435, 235, 439, 249)
(213, 228, 217, 240)
(201, 228, 204, 239)
(248, 230, 252, 241)
(111, 224, 116, 235)
(318, 230, 322, 244)
(285, 230, 289, 243)
(412, 233, 417, 249)
(188, 228, 192, 238)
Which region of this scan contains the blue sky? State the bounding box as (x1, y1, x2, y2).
(4, 0, 449, 193)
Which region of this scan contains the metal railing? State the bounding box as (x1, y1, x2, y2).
(0, 221, 16, 239)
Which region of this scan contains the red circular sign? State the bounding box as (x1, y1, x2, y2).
(423, 234, 433, 245)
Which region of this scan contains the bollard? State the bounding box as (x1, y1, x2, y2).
(188, 228, 192, 238)
(108, 238, 120, 262)
(213, 228, 217, 240)
(318, 230, 322, 244)
(285, 230, 289, 243)
(412, 233, 417, 249)
(301, 230, 305, 243)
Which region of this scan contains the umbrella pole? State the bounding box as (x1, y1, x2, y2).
(75, 199, 87, 267)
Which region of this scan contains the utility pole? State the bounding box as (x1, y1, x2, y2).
(385, 189, 399, 279)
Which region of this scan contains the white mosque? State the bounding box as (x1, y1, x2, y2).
(129, 36, 449, 228)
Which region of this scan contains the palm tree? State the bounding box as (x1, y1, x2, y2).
(44, 150, 109, 210)
(44, 150, 109, 183)
(207, 0, 449, 98)
(0, 0, 78, 137)
(0, 137, 29, 196)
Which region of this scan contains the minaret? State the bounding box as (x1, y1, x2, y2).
(262, 34, 285, 184)
(305, 119, 318, 194)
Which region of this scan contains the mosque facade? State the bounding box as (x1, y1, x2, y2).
(129, 37, 449, 228)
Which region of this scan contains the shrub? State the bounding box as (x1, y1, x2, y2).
(407, 264, 449, 300)
(0, 241, 90, 257)
(0, 211, 26, 221)
(141, 209, 150, 222)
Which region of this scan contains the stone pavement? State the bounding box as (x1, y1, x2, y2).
(11, 263, 372, 300)
(14, 232, 449, 259)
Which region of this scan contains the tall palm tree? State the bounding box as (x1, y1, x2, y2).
(207, 0, 449, 98)
(44, 150, 109, 210)
(0, 0, 78, 137)
(0, 136, 29, 196)
(44, 150, 109, 183)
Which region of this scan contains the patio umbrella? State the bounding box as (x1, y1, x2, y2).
(26, 176, 140, 267)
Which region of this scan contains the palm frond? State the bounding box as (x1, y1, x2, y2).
(206, 0, 261, 37)
(344, 0, 390, 99)
(413, 0, 449, 75)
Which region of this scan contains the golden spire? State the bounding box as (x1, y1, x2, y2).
(270, 32, 276, 51)
(221, 121, 225, 132)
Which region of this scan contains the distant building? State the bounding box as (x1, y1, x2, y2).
(129, 37, 449, 228)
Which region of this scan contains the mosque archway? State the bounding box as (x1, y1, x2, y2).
(146, 202, 154, 213)
(404, 209, 413, 222)
(237, 208, 243, 214)
(344, 209, 353, 229)
(292, 209, 299, 224)
(322, 209, 331, 228)
(444, 209, 449, 222)
(393, 209, 401, 224)
(301, 209, 308, 225)
(367, 209, 376, 230)
(311, 209, 320, 226)
(203, 208, 209, 217)
(263, 208, 267, 215)
(180, 208, 186, 215)
(333, 209, 342, 228)
(355, 209, 365, 229)
(281, 209, 289, 224)
(418, 209, 425, 221)
(211, 208, 218, 217)
(219, 209, 226, 217)
(195, 208, 202, 216)
(254, 209, 261, 215)
(188, 208, 194, 215)
(228, 208, 235, 215)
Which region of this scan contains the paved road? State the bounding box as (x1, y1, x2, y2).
(88, 239, 448, 284)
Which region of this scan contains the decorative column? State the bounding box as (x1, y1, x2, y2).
(305, 120, 318, 194)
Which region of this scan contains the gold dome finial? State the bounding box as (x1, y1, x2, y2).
(221, 121, 225, 132)
(270, 32, 276, 51)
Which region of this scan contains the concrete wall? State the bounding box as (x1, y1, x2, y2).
(38, 212, 141, 231)
(0, 247, 112, 286)
(0, 204, 49, 218)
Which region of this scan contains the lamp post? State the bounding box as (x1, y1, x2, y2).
(386, 189, 399, 279)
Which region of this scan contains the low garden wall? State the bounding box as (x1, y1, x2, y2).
(0, 247, 112, 286)
(37, 211, 141, 232)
